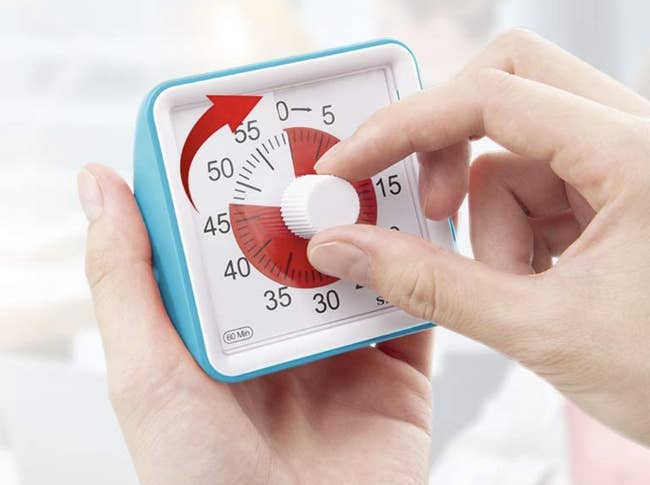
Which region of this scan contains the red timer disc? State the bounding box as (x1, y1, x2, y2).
(229, 127, 377, 289)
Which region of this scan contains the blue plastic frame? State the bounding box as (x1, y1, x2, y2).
(133, 39, 450, 382)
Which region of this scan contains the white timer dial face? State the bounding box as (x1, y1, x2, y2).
(164, 66, 433, 358)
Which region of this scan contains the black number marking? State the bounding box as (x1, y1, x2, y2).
(207, 158, 234, 181)
(313, 290, 340, 313)
(216, 213, 231, 234)
(234, 120, 260, 143)
(322, 105, 335, 125)
(224, 257, 251, 280)
(204, 213, 230, 236)
(276, 101, 289, 121)
(264, 286, 292, 311)
(375, 175, 402, 197)
(203, 217, 217, 236)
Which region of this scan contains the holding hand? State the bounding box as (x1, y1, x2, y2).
(309, 29, 650, 445)
(80, 29, 650, 485)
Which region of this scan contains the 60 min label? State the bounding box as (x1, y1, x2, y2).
(223, 326, 254, 344)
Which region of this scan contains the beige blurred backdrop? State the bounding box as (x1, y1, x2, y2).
(1, 1, 650, 484)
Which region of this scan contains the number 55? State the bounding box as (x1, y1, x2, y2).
(234, 120, 260, 143)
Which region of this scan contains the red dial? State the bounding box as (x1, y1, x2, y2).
(229, 127, 377, 289)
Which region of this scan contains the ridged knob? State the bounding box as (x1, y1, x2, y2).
(281, 175, 360, 239)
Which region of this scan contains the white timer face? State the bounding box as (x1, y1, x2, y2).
(153, 44, 454, 375)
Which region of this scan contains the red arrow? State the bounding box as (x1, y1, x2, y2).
(180, 95, 262, 210)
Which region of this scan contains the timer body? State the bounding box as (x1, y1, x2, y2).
(134, 40, 456, 382)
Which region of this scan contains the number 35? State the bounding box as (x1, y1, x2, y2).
(264, 286, 292, 311)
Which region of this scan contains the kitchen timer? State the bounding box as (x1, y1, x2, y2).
(134, 40, 456, 382)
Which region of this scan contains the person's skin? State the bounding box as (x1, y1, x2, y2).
(78, 30, 650, 484)
(309, 29, 650, 446)
(80, 166, 433, 483)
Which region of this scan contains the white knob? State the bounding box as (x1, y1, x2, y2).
(281, 175, 360, 239)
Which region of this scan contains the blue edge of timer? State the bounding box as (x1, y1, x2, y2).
(133, 38, 458, 383)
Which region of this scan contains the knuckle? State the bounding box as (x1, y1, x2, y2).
(384, 259, 436, 322)
(85, 244, 112, 289)
(472, 68, 517, 119)
(84, 222, 122, 288)
(493, 27, 540, 53)
(469, 153, 501, 186)
(474, 29, 549, 90)
(84, 222, 151, 292)
(576, 116, 650, 196)
(469, 153, 510, 199)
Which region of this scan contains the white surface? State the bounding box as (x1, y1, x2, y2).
(0, 449, 19, 485)
(0, 356, 137, 485)
(281, 175, 360, 239)
(430, 363, 570, 485)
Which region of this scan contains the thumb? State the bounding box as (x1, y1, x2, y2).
(78, 164, 194, 402)
(307, 224, 543, 355)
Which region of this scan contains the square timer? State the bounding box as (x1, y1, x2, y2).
(134, 40, 456, 382)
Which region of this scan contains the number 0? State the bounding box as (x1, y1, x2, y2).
(276, 101, 289, 121)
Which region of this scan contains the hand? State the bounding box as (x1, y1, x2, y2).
(309, 29, 650, 445)
(79, 165, 434, 484)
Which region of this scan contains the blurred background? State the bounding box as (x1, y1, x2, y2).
(2, 1, 650, 484)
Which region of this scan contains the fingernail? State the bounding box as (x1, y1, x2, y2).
(77, 169, 103, 222)
(308, 242, 370, 285)
(314, 138, 349, 173)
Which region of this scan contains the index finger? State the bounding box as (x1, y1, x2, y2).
(315, 68, 635, 212)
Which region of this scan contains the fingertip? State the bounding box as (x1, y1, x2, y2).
(83, 163, 150, 285)
(376, 329, 435, 379)
(417, 142, 470, 220)
(82, 163, 130, 193)
(308, 224, 414, 289)
(308, 223, 378, 249)
(82, 164, 143, 223)
(82, 163, 125, 188)
(309, 224, 429, 265)
(313, 137, 348, 175)
(419, 177, 467, 220)
(314, 137, 371, 181)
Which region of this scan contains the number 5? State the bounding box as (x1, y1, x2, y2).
(322, 105, 335, 125)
